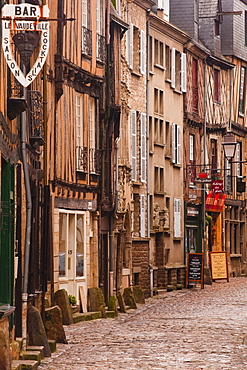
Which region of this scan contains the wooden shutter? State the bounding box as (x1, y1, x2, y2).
(236, 142, 241, 177)
(140, 113, 146, 182)
(140, 194, 145, 237)
(172, 123, 176, 163)
(171, 47, 176, 88)
(177, 125, 181, 165)
(131, 110, 137, 181)
(181, 52, 187, 92)
(140, 30, 145, 74)
(174, 198, 181, 238)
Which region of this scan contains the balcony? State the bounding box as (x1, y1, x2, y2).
(28, 90, 45, 146)
(76, 147, 101, 175)
(82, 27, 92, 57)
(96, 34, 106, 62)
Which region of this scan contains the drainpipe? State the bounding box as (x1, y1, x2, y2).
(146, 17, 153, 296)
(20, 0, 32, 350)
(21, 81, 32, 351)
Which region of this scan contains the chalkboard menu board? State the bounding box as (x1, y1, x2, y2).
(210, 251, 229, 281)
(186, 253, 204, 289)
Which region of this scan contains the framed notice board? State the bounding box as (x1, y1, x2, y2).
(210, 251, 229, 282)
(186, 253, 204, 289)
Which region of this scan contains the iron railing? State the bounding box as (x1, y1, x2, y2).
(76, 146, 101, 174)
(82, 27, 92, 57)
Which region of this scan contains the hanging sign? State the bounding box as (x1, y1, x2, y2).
(2, 3, 50, 87)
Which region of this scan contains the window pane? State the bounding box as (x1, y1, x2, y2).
(59, 213, 67, 277)
(76, 215, 84, 277)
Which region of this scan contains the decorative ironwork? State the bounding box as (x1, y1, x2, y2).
(192, 86, 198, 113)
(76, 146, 88, 172)
(76, 147, 101, 174)
(28, 90, 44, 145)
(82, 27, 92, 57)
(9, 80, 23, 98)
(96, 34, 105, 62)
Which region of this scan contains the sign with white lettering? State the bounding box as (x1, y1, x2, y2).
(186, 253, 204, 289)
(2, 3, 50, 87)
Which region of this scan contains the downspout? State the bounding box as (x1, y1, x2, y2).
(146, 17, 153, 296)
(21, 79, 32, 351)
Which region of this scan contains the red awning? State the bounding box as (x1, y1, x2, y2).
(205, 191, 226, 212)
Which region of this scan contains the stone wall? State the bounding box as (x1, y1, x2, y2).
(132, 240, 150, 296)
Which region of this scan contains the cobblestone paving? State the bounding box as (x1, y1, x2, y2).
(39, 277, 247, 369)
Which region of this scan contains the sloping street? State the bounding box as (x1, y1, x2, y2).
(39, 277, 247, 370)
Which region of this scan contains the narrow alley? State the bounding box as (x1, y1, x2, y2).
(39, 277, 247, 370)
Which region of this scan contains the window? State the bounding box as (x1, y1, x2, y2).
(174, 198, 181, 238)
(131, 110, 137, 181)
(96, 0, 105, 61)
(76, 93, 84, 171)
(189, 134, 194, 162)
(154, 88, 164, 115)
(165, 45, 171, 80)
(165, 121, 171, 157)
(154, 39, 164, 67)
(154, 118, 164, 144)
(171, 48, 186, 92)
(192, 58, 198, 113)
(59, 211, 86, 278)
(149, 36, 153, 72)
(236, 142, 242, 178)
(140, 194, 145, 237)
(140, 113, 147, 182)
(239, 67, 246, 115)
(225, 158, 232, 192)
(154, 166, 164, 193)
(157, 0, 169, 21)
(89, 97, 96, 173)
(82, 0, 92, 56)
(172, 123, 181, 165)
(214, 69, 220, 103)
(127, 25, 145, 74)
(214, 18, 220, 36)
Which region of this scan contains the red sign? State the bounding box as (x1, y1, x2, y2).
(211, 180, 223, 194)
(205, 191, 226, 212)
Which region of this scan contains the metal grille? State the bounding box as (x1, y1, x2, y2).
(96, 34, 106, 62)
(28, 90, 44, 141)
(82, 27, 92, 57)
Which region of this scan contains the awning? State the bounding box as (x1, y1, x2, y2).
(205, 191, 226, 212)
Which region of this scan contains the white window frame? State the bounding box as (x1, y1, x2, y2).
(189, 134, 194, 162)
(140, 30, 145, 74)
(140, 194, 145, 237)
(127, 23, 133, 69)
(174, 198, 181, 238)
(89, 97, 96, 173)
(76, 93, 84, 171)
(181, 52, 187, 92)
(172, 123, 181, 165)
(140, 113, 147, 183)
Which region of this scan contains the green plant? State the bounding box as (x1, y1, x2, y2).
(68, 295, 77, 306)
(205, 215, 212, 226)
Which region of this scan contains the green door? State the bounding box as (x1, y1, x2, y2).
(0, 158, 14, 307)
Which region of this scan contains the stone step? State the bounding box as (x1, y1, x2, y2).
(20, 350, 42, 364)
(11, 363, 21, 370)
(12, 360, 39, 370)
(15, 337, 24, 351)
(73, 311, 101, 323)
(48, 340, 56, 353)
(26, 346, 44, 359)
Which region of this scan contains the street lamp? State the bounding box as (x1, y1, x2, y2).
(222, 132, 237, 160)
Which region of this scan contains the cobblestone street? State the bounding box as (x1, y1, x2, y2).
(39, 277, 247, 369)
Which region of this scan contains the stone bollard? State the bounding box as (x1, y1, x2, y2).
(27, 305, 51, 357)
(45, 305, 67, 344)
(88, 287, 106, 318)
(54, 289, 73, 325)
(123, 287, 137, 309)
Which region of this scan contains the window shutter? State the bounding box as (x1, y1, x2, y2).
(177, 125, 181, 165)
(131, 110, 137, 181)
(140, 194, 145, 237)
(157, 0, 165, 9)
(171, 47, 176, 88)
(140, 30, 145, 74)
(140, 113, 147, 182)
(164, 0, 169, 21)
(174, 198, 181, 238)
(181, 52, 187, 92)
(172, 123, 176, 163)
(129, 23, 133, 69)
